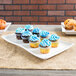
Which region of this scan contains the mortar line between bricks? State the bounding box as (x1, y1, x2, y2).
(38, 16, 39, 22)
(29, 10, 31, 16)
(21, 5, 22, 11)
(8, 21, 60, 22)
(29, 0, 31, 4)
(46, 10, 48, 16)
(12, 22, 60, 24)
(13, 21, 48, 22)
(64, 10, 66, 16)
(3, 5, 5, 11)
(12, 11, 14, 15)
(74, 4, 75, 10)
(55, 17, 57, 22)
(37, 0, 40, 23)
(1, 10, 76, 11)
(65, 0, 66, 4)
(56, 4, 57, 10)
(38, 4, 39, 9)
(1, 15, 75, 17)
(1, 4, 76, 5)
(47, 0, 48, 4)
(12, 0, 13, 4)
(12, 22, 61, 23)
(21, 16, 22, 22)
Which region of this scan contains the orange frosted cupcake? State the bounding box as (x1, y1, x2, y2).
(39, 39, 51, 54)
(64, 19, 75, 30)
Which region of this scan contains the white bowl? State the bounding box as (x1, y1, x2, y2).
(0, 22, 11, 34)
(61, 22, 76, 35)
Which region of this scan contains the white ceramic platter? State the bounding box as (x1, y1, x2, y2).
(2, 34, 74, 60)
(0, 22, 11, 34)
(61, 22, 76, 35)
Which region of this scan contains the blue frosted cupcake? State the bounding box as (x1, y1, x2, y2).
(49, 34, 60, 48)
(40, 30, 50, 41)
(15, 27, 24, 40)
(29, 35, 40, 48)
(25, 24, 33, 32)
(32, 28, 41, 37)
(21, 31, 32, 43)
(39, 39, 51, 54)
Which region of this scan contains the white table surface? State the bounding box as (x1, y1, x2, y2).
(0, 24, 76, 76)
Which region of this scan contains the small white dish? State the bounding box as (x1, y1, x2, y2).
(2, 34, 74, 60)
(0, 22, 11, 34)
(61, 22, 76, 35)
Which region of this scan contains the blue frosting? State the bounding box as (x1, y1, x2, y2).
(40, 39, 51, 47)
(16, 27, 24, 33)
(49, 34, 60, 41)
(32, 28, 41, 33)
(29, 35, 39, 42)
(25, 24, 33, 30)
(40, 31, 50, 37)
(22, 31, 32, 36)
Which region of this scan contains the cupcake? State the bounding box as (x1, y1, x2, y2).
(15, 27, 24, 40)
(29, 35, 40, 48)
(21, 31, 32, 43)
(0, 19, 6, 30)
(49, 34, 60, 48)
(40, 31, 50, 41)
(73, 21, 76, 31)
(64, 19, 75, 30)
(25, 24, 33, 32)
(32, 28, 41, 37)
(39, 39, 51, 54)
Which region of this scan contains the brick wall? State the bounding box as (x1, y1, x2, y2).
(0, 0, 76, 25)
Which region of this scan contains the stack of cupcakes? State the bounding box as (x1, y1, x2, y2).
(15, 27, 24, 40)
(32, 28, 41, 37)
(15, 25, 33, 41)
(15, 24, 60, 54)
